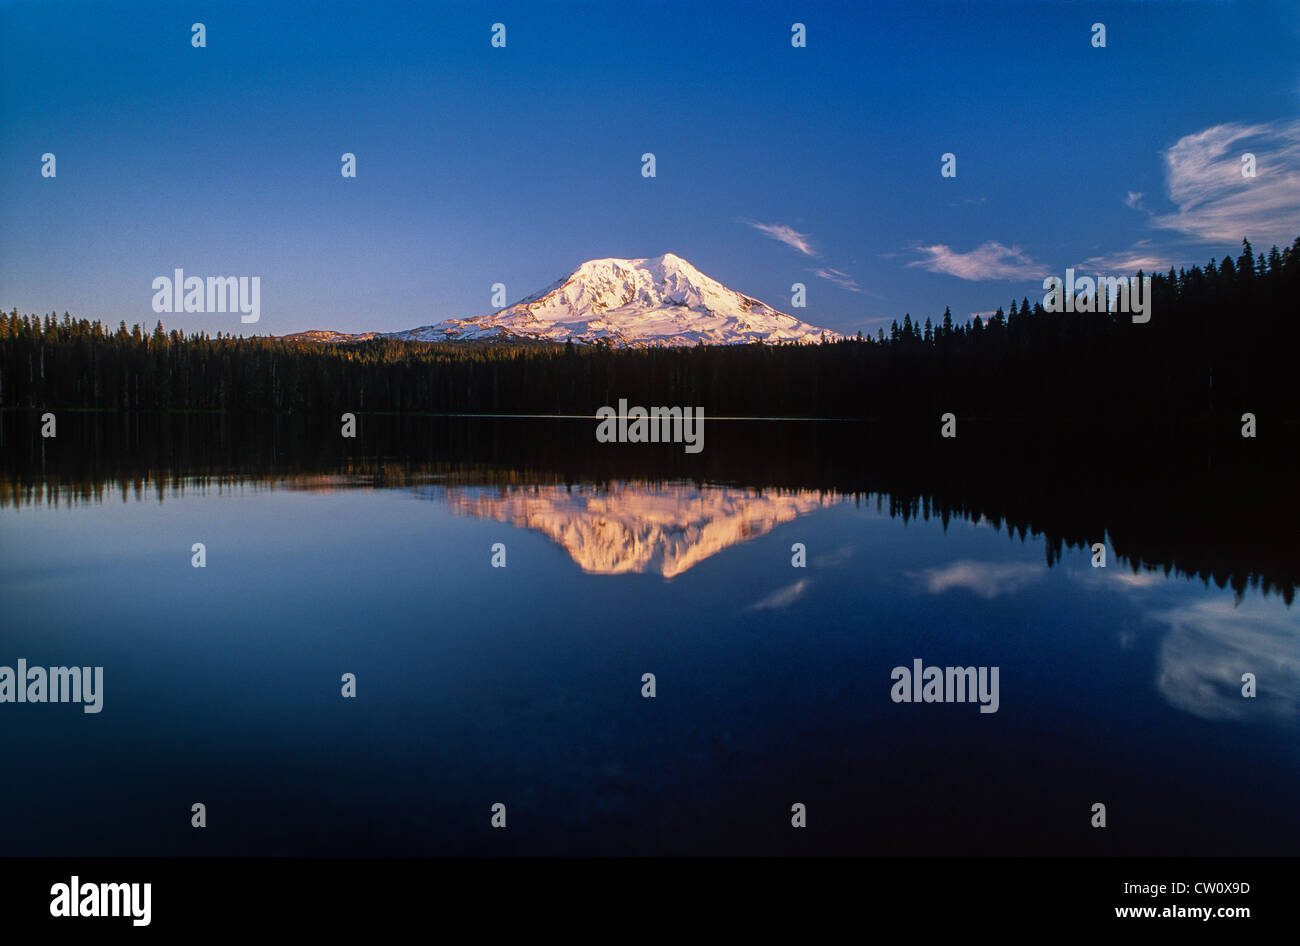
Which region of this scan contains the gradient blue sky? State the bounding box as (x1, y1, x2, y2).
(2, 0, 1297, 337)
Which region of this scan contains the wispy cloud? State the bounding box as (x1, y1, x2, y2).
(908, 241, 1041, 281)
(743, 219, 864, 292)
(1075, 564, 1165, 591)
(1112, 571, 1164, 588)
(1124, 191, 1145, 210)
(809, 267, 863, 292)
(748, 578, 812, 611)
(1154, 597, 1300, 722)
(1078, 239, 1170, 273)
(744, 220, 816, 256)
(1150, 118, 1300, 245)
(912, 560, 1045, 599)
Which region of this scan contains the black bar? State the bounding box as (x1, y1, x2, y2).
(2, 856, 1286, 933)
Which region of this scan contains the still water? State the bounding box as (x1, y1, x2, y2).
(1, 415, 1296, 855)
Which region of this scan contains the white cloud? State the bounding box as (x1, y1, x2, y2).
(1124, 191, 1145, 210)
(1151, 118, 1300, 245)
(1078, 239, 1170, 273)
(743, 220, 868, 293)
(1153, 597, 1300, 722)
(745, 220, 816, 256)
(1111, 571, 1164, 588)
(913, 560, 1045, 599)
(908, 241, 1041, 281)
(809, 267, 862, 292)
(1074, 564, 1166, 592)
(748, 578, 812, 611)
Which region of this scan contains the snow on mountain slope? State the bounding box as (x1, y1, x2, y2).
(292, 254, 841, 348)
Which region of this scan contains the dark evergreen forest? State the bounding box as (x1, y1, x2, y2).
(4, 238, 1296, 424)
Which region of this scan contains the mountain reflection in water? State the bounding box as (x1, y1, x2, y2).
(440, 482, 843, 577)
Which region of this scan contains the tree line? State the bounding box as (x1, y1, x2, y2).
(4, 412, 1295, 603)
(3, 237, 1296, 424)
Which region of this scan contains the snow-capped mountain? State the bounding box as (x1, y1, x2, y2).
(285, 254, 841, 348)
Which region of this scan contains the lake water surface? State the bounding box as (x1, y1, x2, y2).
(1, 415, 1296, 855)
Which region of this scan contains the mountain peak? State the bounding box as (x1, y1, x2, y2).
(654, 251, 688, 267)
(296, 254, 843, 349)
(568, 252, 697, 280)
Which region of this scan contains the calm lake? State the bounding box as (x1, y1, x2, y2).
(1, 414, 1296, 855)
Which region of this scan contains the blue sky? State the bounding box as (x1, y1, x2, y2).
(2, 0, 1297, 337)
